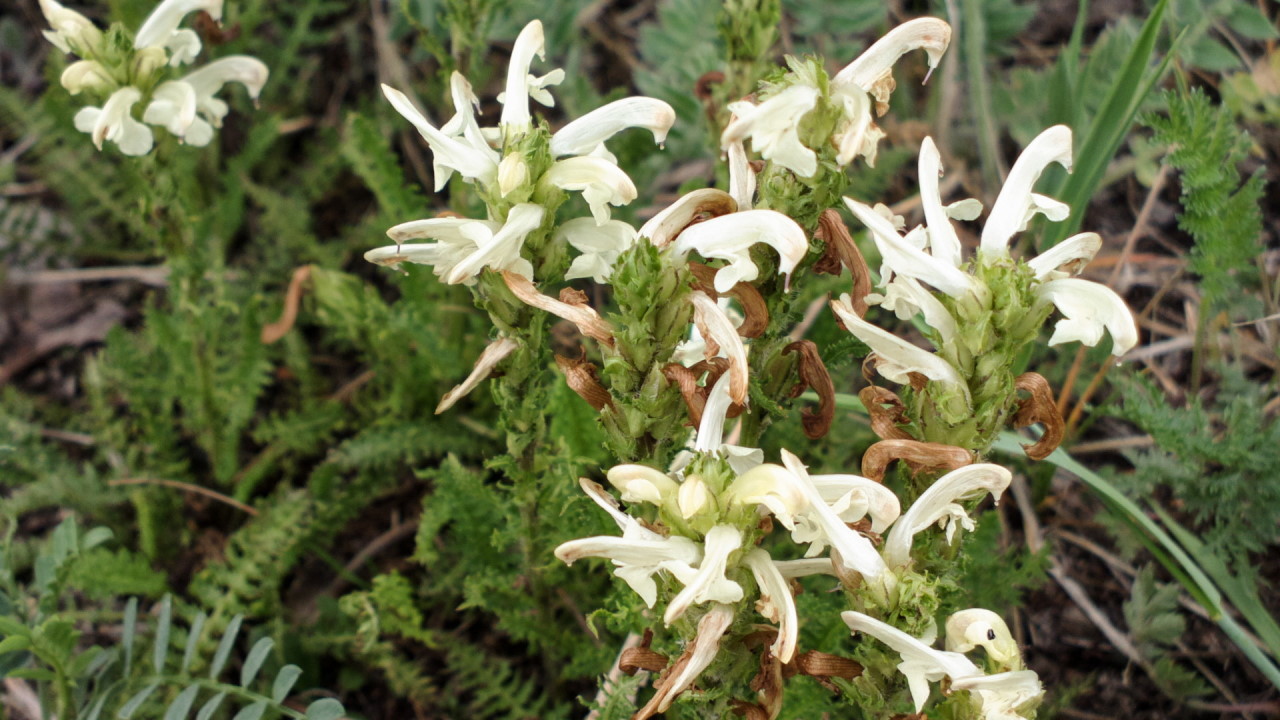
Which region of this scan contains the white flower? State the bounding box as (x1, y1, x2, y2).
(807, 471, 901, 533)
(725, 138, 755, 209)
(541, 156, 637, 225)
(744, 548, 798, 662)
(672, 210, 808, 292)
(38, 0, 102, 55)
(74, 87, 154, 156)
(556, 218, 637, 283)
(147, 56, 268, 146)
(134, 0, 222, 57)
(721, 85, 819, 177)
(549, 97, 676, 158)
(366, 204, 544, 284)
(945, 609, 1021, 667)
(638, 604, 735, 717)
(664, 524, 744, 625)
(382, 84, 499, 191)
(843, 611, 982, 712)
(881, 464, 1011, 569)
(497, 20, 561, 134)
(848, 128, 1138, 357)
(142, 80, 197, 138)
(434, 336, 518, 413)
(555, 479, 703, 609)
(829, 293, 969, 394)
(607, 464, 678, 505)
(690, 292, 749, 406)
(638, 188, 737, 248)
(60, 60, 113, 95)
(950, 670, 1044, 720)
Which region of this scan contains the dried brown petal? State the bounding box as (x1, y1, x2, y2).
(687, 263, 769, 338)
(261, 265, 313, 344)
(859, 386, 914, 440)
(555, 353, 614, 411)
(634, 605, 734, 720)
(748, 645, 785, 720)
(620, 648, 668, 675)
(1012, 372, 1064, 461)
(502, 271, 615, 347)
(639, 189, 737, 247)
(691, 291, 748, 404)
(783, 341, 835, 439)
(436, 336, 519, 414)
(664, 363, 707, 427)
(694, 70, 725, 101)
(814, 209, 872, 318)
(730, 701, 770, 720)
(793, 650, 863, 680)
(861, 439, 972, 482)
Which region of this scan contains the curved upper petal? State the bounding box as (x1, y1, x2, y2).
(499, 20, 548, 131)
(843, 610, 981, 712)
(543, 156, 637, 224)
(882, 464, 1011, 568)
(664, 524, 745, 624)
(845, 197, 974, 297)
(673, 210, 807, 291)
(721, 85, 819, 177)
(383, 84, 498, 191)
(830, 294, 968, 393)
(135, 0, 222, 49)
(832, 18, 952, 93)
(1026, 232, 1102, 280)
(550, 97, 675, 157)
(745, 549, 798, 663)
(979, 125, 1073, 258)
(143, 80, 198, 137)
(918, 137, 963, 269)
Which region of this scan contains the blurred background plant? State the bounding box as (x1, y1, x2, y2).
(1, 0, 1276, 717)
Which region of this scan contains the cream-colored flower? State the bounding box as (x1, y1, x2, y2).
(549, 97, 675, 158)
(541, 156, 637, 225)
(721, 85, 820, 177)
(664, 524, 744, 624)
(556, 218, 637, 283)
(74, 87, 154, 156)
(829, 293, 969, 394)
(744, 548, 798, 662)
(382, 84, 499, 191)
(38, 0, 102, 55)
(945, 608, 1022, 668)
(672, 210, 808, 292)
(881, 464, 1011, 569)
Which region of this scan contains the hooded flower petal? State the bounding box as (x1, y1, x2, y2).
(607, 464, 678, 505)
(143, 79, 198, 137)
(181, 55, 269, 125)
(440, 72, 495, 157)
(549, 97, 676, 157)
(557, 217, 637, 283)
(39, 0, 103, 55)
(808, 472, 901, 533)
(745, 548, 798, 662)
(499, 20, 550, 132)
(832, 17, 952, 96)
(383, 84, 498, 191)
(639, 188, 737, 247)
(724, 463, 808, 530)
(664, 524, 745, 624)
(135, 0, 222, 51)
(60, 60, 113, 94)
(882, 464, 1011, 568)
(1038, 277, 1138, 356)
(829, 84, 885, 166)
(74, 87, 154, 156)
(366, 216, 503, 282)
(721, 85, 819, 177)
(1026, 232, 1102, 280)
(542, 156, 637, 224)
(945, 609, 1021, 667)
(918, 137, 963, 269)
(830, 294, 968, 393)
(693, 372, 735, 453)
(979, 125, 1073, 259)
(673, 210, 807, 292)
(845, 197, 975, 297)
(869, 275, 958, 344)
(843, 611, 981, 712)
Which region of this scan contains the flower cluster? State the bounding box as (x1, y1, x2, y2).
(364, 20, 676, 287)
(555, 378, 1033, 716)
(39, 0, 268, 155)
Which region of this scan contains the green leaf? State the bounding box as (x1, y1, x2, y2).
(240, 637, 274, 686)
(231, 700, 268, 720)
(182, 612, 206, 672)
(8, 668, 56, 681)
(209, 615, 243, 680)
(304, 698, 346, 720)
(153, 595, 172, 673)
(122, 597, 138, 677)
(84, 691, 109, 720)
(163, 685, 201, 720)
(272, 665, 303, 703)
(0, 635, 31, 654)
(194, 692, 226, 720)
(1226, 4, 1279, 40)
(117, 681, 159, 719)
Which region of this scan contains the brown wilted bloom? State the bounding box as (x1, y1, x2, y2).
(620, 631, 668, 675)
(261, 265, 312, 344)
(634, 604, 734, 720)
(859, 386, 915, 440)
(861, 438, 972, 482)
(813, 209, 872, 318)
(501, 271, 615, 347)
(555, 353, 614, 411)
(1012, 372, 1064, 460)
(783, 341, 835, 439)
(436, 336, 519, 414)
(691, 291, 749, 404)
(688, 262, 769, 338)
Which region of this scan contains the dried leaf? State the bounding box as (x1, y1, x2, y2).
(784, 341, 835, 439)
(691, 291, 748, 404)
(261, 265, 313, 344)
(861, 439, 972, 482)
(688, 263, 768, 338)
(793, 650, 863, 680)
(634, 605, 734, 719)
(619, 648, 668, 675)
(1012, 372, 1064, 460)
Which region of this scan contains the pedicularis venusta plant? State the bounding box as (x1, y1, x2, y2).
(37, 1, 1142, 718)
